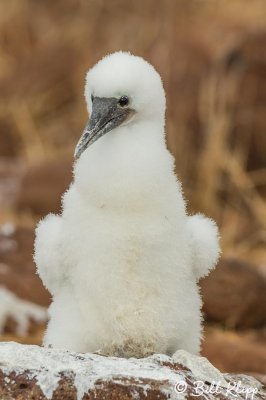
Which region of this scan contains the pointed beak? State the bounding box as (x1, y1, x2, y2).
(74, 97, 133, 159)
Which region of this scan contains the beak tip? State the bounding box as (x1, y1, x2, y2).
(74, 146, 80, 160)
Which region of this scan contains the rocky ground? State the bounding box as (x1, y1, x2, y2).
(0, 342, 265, 399)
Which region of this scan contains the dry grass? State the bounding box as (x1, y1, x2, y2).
(0, 0, 265, 258)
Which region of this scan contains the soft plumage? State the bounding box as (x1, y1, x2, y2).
(34, 51, 220, 357)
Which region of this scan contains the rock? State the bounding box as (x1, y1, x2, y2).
(202, 326, 266, 376)
(16, 157, 72, 216)
(0, 286, 47, 336)
(252, 375, 266, 387)
(0, 342, 265, 400)
(0, 224, 50, 307)
(201, 258, 266, 328)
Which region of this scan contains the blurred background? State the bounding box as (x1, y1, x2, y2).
(0, 0, 265, 382)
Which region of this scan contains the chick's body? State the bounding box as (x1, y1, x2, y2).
(34, 52, 220, 357)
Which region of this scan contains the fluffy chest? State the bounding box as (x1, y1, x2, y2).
(63, 201, 193, 336)
(63, 175, 189, 310)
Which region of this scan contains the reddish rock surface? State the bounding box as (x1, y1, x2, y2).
(201, 258, 266, 329)
(202, 327, 266, 377)
(0, 342, 265, 400)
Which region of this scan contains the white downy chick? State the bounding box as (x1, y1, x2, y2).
(34, 52, 220, 357)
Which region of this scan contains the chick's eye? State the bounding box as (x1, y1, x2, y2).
(91, 94, 94, 102)
(118, 96, 129, 107)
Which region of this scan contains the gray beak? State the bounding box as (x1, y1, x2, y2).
(74, 97, 133, 159)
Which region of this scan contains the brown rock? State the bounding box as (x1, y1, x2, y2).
(0, 224, 50, 307)
(0, 284, 47, 338)
(0, 325, 44, 346)
(16, 157, 72, 216)
(201, 258, 266, 328)
(0, 342, 265, 400)
(202, 326, 266, 375)
(3, 316, 45, 339)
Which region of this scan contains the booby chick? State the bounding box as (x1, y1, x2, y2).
(34, 52, 220, 357)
